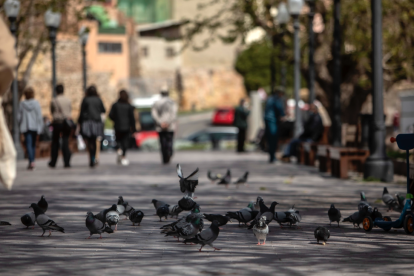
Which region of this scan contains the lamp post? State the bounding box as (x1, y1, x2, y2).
(331, 0, 342, 146)
(306, 0, 315, 104)
(363, 0, 393, 182)
(44, 9, 61, 98)
(288, 0, 304, 138)
(4, 0, 24, 159)
(79, 26, 89, 93)
(276, 3, 290, 91)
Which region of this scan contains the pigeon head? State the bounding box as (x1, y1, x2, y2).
(110, 204, 117, 211)
(247, 201, 254, 209)
(86, 211, 94, 217)
(118, 196, 124, 205)
(360, 192, 366, 201)
(151, 199, 157, 204)
(30, 203, 44, 216)
(330, 204, 335, 209)
(192, 204, 201, 214)
(383, 187, 389, 195)
(259, 215, 267, 225)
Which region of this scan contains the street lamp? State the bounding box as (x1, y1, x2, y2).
(44, 9, 61, 98)
(79, 26, 89, 93)
(306, 0, 315, 104)
(288, 0, 304, 138)
(4, 0, 24, 159)
(364, 0, 393, 182)
(276, 3, 290, 91)
(331, 0, 342, 146)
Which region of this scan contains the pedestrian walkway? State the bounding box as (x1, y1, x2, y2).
(0, 151, 411, 275)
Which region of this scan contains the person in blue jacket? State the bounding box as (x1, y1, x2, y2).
(264, 89, 285, 163)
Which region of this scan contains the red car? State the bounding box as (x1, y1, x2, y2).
(212, 108, 235, 125)
(134, 131, 158, 148)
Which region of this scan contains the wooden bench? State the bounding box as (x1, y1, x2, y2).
(297, 127, 330, 166)
(329, 147, 369, 179)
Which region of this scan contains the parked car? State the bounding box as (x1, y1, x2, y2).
(134, 110, 158, 148)
(186, 126, 238, 149)
(212, 107, 235, 125)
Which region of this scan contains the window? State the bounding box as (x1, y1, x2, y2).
(166, 47, 175, 58)
(141, 46, 149, 57)
(98, 42, 122, 53)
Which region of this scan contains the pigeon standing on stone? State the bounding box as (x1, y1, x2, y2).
(234, 171, 249, 188)
(183, 220, 221, 252)
(314, 226, 330, 245)
(85, 211, 113, 239)
(169, 204, 183, 218)
(30, 203, 64, 237)
(217, 169, 231, 188)
(382, 187, 399, 212)
(0, 221, 11, 226)
(248, 199, 278, 229)
(207, 171, 222, 184)
(95, 204, 117, 224)
(253, 216, 269, 245)
(152, 199, 170, 221)
(106, 209, 120, 231)
(129, 209, 144, 226)
(203, 214, 230, 227)
(38, 195, 48, 213)
(21, 212, 36, 229)
(226, 202, 258, 226)
(328, 204, 341, 227)
(342, 205, 369, 228)
(177, 164, 199, 211)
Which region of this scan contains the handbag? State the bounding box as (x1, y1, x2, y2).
(77, 135, 86, 151)
(55, 98, 75, 130)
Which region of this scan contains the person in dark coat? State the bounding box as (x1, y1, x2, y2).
(77, 85, 106, 168)
(283, 103, 324, 158)
(109, 90, 136, 166)
(233, 99, 250, 152)
(264, 90, 285, 163)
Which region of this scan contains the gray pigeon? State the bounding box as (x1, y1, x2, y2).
(152, 199, 168, 211)
(253, 216, 269, 245)
(382, 187, 399, 212)
(207, 171, 222, 183)
(234, 171, 249, 187)
(342, 205, 369, 228)
(274, 205, 301, 227)
(129, 209, 144, 226)
(248, 199, 278, 229)
(314, 226, 330, 245)
(183, 220, 221, 252)
(358, 192, 372, 212)
(38, 195, 48, 213)
(177, 164, 199, 198)
(117, 196, 131, 218)
(0, 221, 11, 225)
(169, 204, 183, 218)
(21, 212, 36, 229)
(30, 203, 64, 237)
(106, 210, 120, 231)
(226, 202, 259, 226)
(163, 204, 204, 233)
(328, 204, 341, 227)
(85, 211, 113, 239)
(162, 213, 202, 241)
(254, 196, 263, 211)
(95, 204, 117, 224)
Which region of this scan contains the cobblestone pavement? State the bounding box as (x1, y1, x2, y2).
(0, 151, 412, 275)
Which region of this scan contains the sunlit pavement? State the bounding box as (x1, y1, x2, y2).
(0, 151, 411, 275)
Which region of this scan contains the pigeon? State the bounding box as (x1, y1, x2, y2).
(342, 205, 370, 228)
(370, 207, 383, 220)
(203, 214, 230, 227)
(95, 204, 117, 224)
(152, 199, 169, 211)
(183, 220, 221, 252)
(358, 192, 372, 212)
(85, 211, 113, 239)
(0, 221, 11, 225)
(177, 164, 199, 198)
(226, 202, 259, 226)
(178, 195, 197, 211)
(161, 204, 204, 233)
(248, 200, 278, 229)
(129, 209, 144, 226)
(169, 204, 183, 218)
(106, 210, 120, 231)
(21, 212, 36, 229)
(253, 216, 269, 245)
(217, 169, 231, 188)
(38, 195, 48, 213)
(396, 194, 407, 211)
(30, 203, 64, 237)
(234, 171, 249, 187)
(274, 205, 301, 228)
(162, 213, 202, 241)
(152, 200, 170, 222)
(328, 204, 341, 227)
(207, 171, 222, 183)
(122, 201, 134, 218)
(314, 226, 330, 245)
(253, 196, 263, 211)
(118, 196, 134, 218)
(382, 187, 399, 212)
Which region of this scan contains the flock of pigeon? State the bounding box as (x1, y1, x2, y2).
(0, 164, 408, 251)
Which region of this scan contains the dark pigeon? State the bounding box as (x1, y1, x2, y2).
(85, 211, 113, 239)
(203, 214, 230, 227)
(217, 169, 231, 188)
(248, 199, 278, 229)
(0, 221, 11, 226)
(95, 204, 117, 224)
(342, 205, 370, 228)
(38, 195, 48, 213)
(183, 220, 221, 252)
(328, 204, 341, 227)
(234, 171, 249, 187)
(162, 213, 202, 241)
(30, 203, 64, 237)
(314, 226, 330, 245)
(226, 202, 258, 226)
(21, 212, 36, 229)
(129, 209, 144, 226)
(177, 164, 199, 198)
(178, 196, 197, 211)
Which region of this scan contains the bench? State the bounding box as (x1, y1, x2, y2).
(297, 127, 330, 166)
(317, 145, 331, 173)
(329, 147, 369, 179)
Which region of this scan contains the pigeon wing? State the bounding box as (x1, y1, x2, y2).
(177, 164, 183, 179)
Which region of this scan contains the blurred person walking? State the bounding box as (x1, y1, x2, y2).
(78, 85, 106, 168)
(18, 87, 43, 170)
(48, 84, 72, 168)
(109, 90, 136, 166)
(233, 99, 250, 152)
(151, 87, 177, 164)
(0, 16, 18, 189)
(264, 89, 285, 163)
